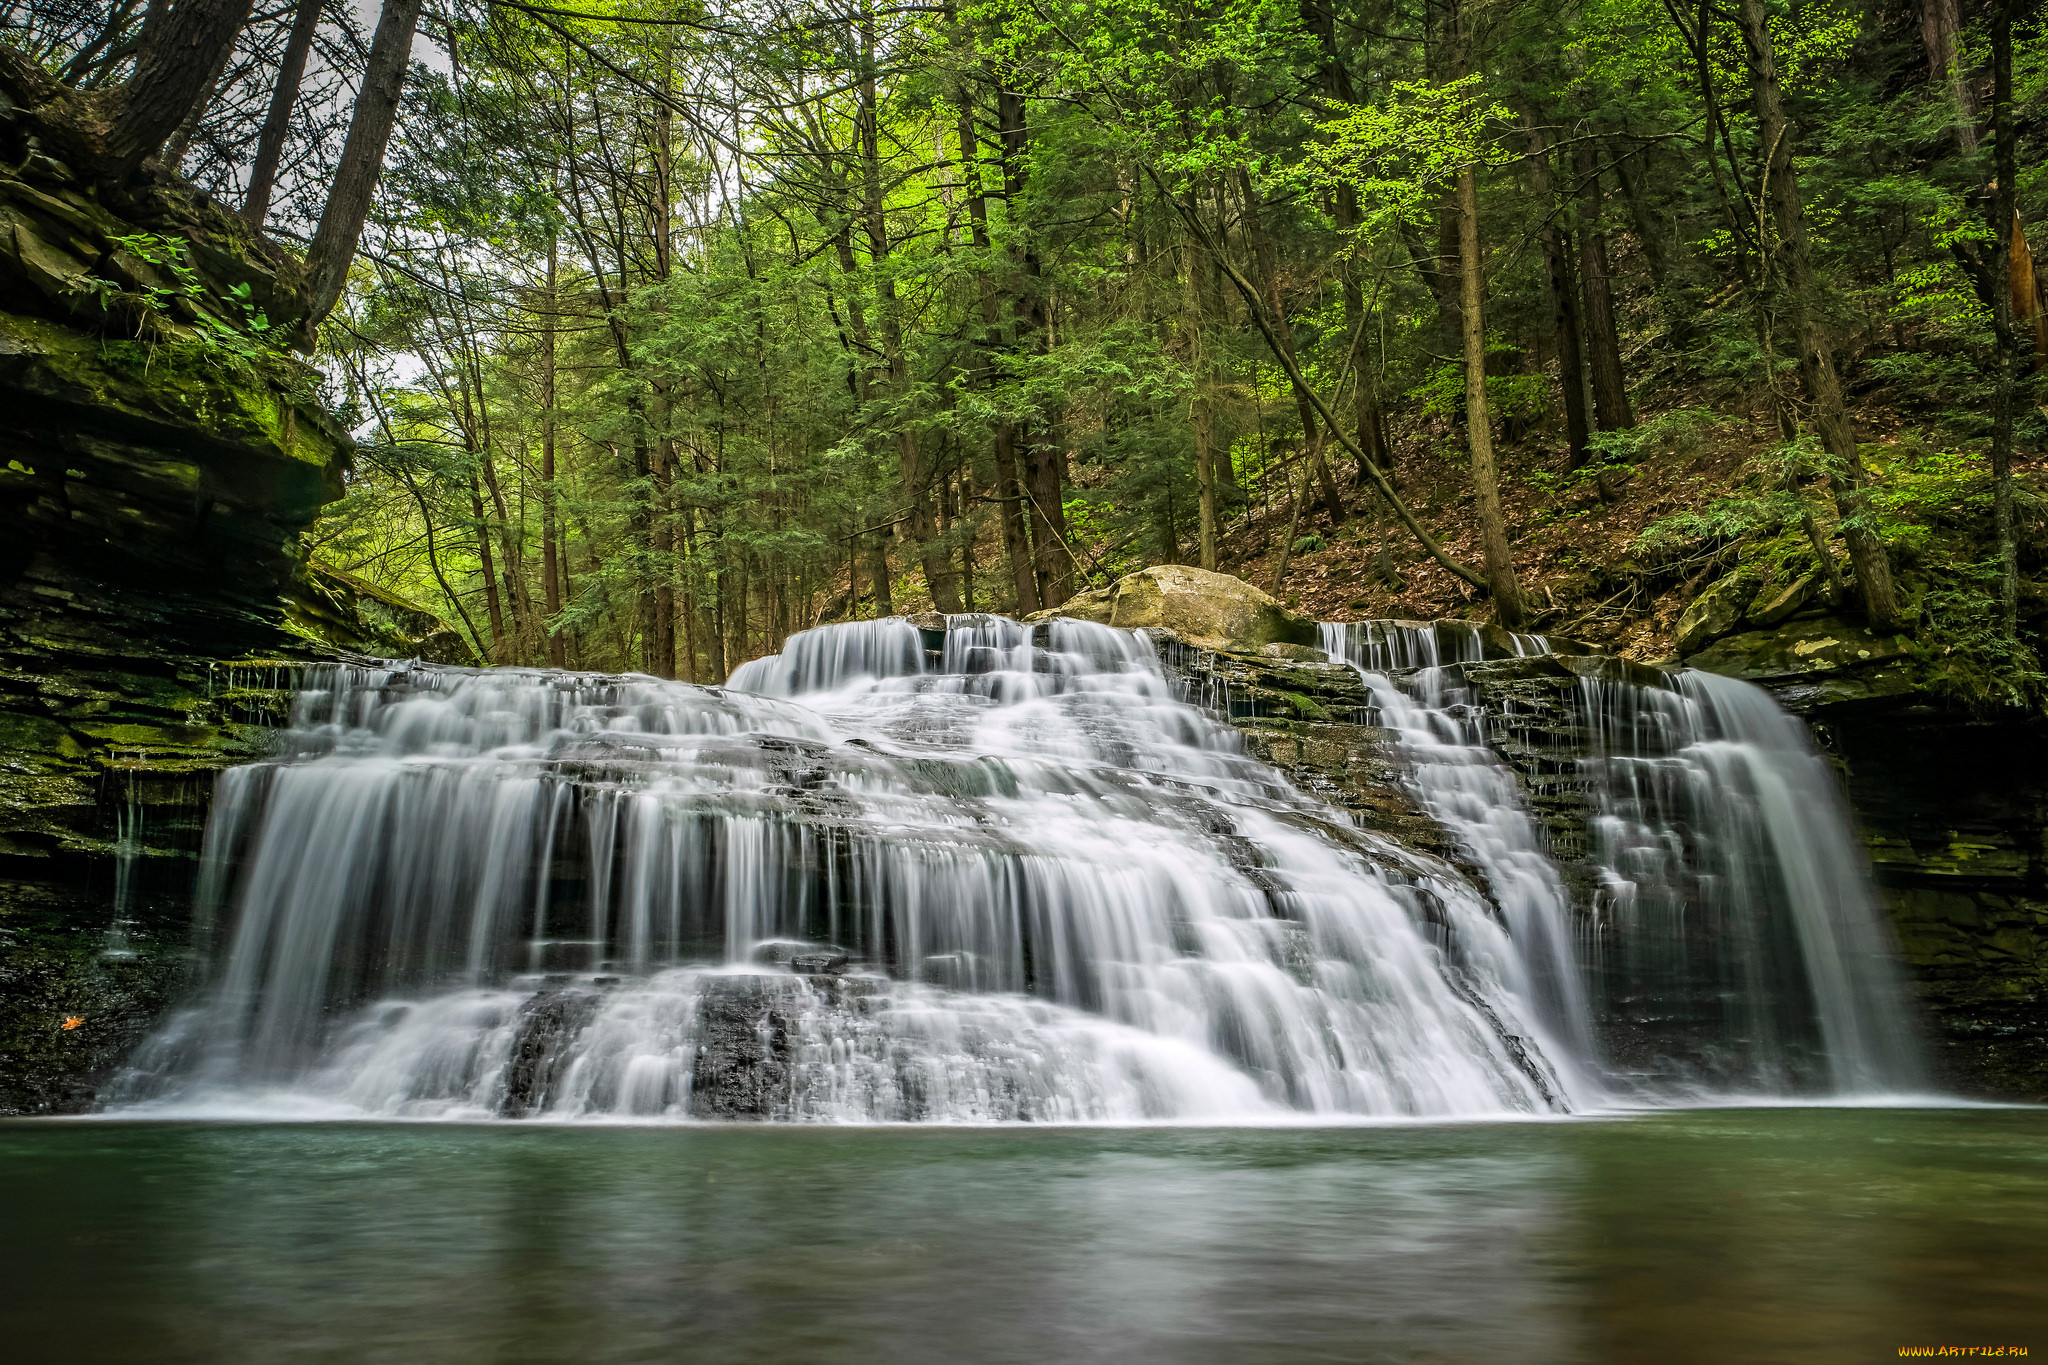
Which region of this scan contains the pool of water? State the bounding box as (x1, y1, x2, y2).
(2, 1108, 2042, 1363)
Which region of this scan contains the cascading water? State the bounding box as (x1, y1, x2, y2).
(1321, 620, 1926, 1097)
(1319, 623, 1598, 1089)
(1575, 668, 1926, 1093)
(112, 616, 1587, 1122)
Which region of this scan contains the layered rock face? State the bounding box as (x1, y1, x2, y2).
(0, 144, 354, 1110)
(1682, 617, 2048, 1098)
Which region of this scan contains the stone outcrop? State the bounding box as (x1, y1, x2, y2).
(1682, 614, 2048, 1098)
(1147, 635, 1458, 866)
(0, 143, 361, 1111)
(1034, 565, 1320, 652)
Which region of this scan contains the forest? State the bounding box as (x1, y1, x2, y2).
(6, 0, 2044, 687)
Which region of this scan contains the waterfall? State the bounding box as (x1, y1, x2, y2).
(1576, 669, 1927, 1094)
(1319, 623, 1599, 1095)
(111, 618, 1586, 1122)
(1321, 621, 1926, 1098)
(108, 613, 1923, 1121)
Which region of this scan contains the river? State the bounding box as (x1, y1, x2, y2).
(4, 1107, 2041, 1362)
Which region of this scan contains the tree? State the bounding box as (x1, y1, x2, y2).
(304, 0, 426, 330)
(1733, 0, 1903, 632)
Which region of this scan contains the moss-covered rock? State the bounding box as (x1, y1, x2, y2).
(1673, 573, 1758, 656)
(0, 150, 355, 1113)
(1034, 566, 1320, 652)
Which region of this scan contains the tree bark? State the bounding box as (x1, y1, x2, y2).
(1988, 0, 2019, 635)
(102, 0, 255, 178)
(997, 83, 1070, 607)
(1525, 117, 1591, 468)
(1239, 168, 1344, 519)
(1307, 0, 1389, 478)
(1457, 163, 1527, 628)
(157, 30, 235, 171)
(303, 0, 425, 331)
(471, 477, 506, 657)
(867, 534, 894, 617)
(240, 0, 323, 227)
(1736, 0, 1902, 630)
(1918, 0, 2046, 360)
(1919, 0, 1977, 152)
(860, 7, 959, 613)
(953, 92, 1039, 614)
(1159, 176, 1484, 591)
(540, 238, 566, 667)
(1188, 251, 1218, 572)
(1572, 144, 1634, 431)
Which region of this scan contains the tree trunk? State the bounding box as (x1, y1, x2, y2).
(540, 239, 565, 667)
(1736, 0, 1902, 631)
(1308, 0, 1387, 478)
(953, 93, 1038, 615)
(471, 478, 506, 657)
(1918, 0, 2047, 360)
(157, 30, 235, 171)
(1572, 144, 1634, 431)
(867, 534, 894, 617)
(1525, 117, 1591, 468)
(649, 422, 677, 678)
(1186, 241, 1218, 571)
(102, 0, 255, 178)
(860, 8, 958, 613)
(1457, 164, 1527, 628)
(1919, 0, 1977, 151)
(240, 0, 323, 227)
(1988, 0, 2019, 634)
(302, 0, 426, 331)
(997, 83, 1070, 608)
(1239, 168, 1343, 519)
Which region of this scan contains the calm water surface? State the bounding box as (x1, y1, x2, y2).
(2, 1108, 2042, 1364)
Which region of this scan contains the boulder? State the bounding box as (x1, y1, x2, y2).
(1673, 574, 1758, 656)
(1745, 571, 1822, 629)
(1036, 566, 1319, 652)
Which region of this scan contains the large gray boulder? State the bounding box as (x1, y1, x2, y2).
(1034, 566, 1320, 652)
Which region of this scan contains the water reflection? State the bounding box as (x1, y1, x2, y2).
(1, 1110, 2040, 1363)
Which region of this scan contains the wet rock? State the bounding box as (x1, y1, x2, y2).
(0, 155, 360, 1113)
(1825, 710, 2048, 1100)
(790, 952, 849, 975)
(1150, 635, 1458, 865)
(690, 975, 800, 1119)
(1685, 614, 1917, 709)
(499, 991, 601, 1117)
(1745, 571, 1821, 629)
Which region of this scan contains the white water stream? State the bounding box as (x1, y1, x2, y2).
(108, 615, 1924, 1120)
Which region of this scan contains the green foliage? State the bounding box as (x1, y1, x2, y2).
(80, 233, 279, 364)
(291, 0, 2048, 708)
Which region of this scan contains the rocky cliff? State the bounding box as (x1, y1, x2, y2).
(0, 127, 370, 1111)
(1681, 617, 2048, 1099)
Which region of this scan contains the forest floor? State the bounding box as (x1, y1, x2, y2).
(1205, 393, 2045, 661)
(863, 382, 2044, 668)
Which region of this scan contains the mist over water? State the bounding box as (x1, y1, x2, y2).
(107, 615, 1924, 1121)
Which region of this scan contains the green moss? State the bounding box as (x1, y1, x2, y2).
(1282, 692, 1330, 721)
